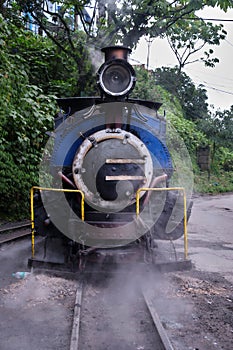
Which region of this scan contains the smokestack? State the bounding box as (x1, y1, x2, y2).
(101, 46, 132, 62)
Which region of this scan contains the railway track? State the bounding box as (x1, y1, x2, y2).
(69, 275, 175, 350)
(70, 281, 83, 350)
(0, 221, 31, 245)
(142, 289, 175, 350)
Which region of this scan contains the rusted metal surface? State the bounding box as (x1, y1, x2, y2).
(106, 158, 146, 164)
(105, 175, 146, 181)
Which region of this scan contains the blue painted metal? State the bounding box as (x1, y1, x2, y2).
(51, 115, 105, 168)
(50, 104, 173, 178)
(129, 124, 172, 174)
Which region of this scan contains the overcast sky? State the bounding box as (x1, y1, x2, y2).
(130, 7, 233, 111)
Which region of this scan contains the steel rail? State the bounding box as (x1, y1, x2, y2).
(70, 281, 83, 350)
(0, 223, 31, 245)
(0, 222, 31, 234)
(67, 272, 179, 350)
(142, 289, 175, 350)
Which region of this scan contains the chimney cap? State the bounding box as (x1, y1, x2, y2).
(101, 46, 132, 61)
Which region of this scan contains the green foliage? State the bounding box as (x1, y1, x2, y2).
(0, 14, 96, 219)
(131, 66, 162, 101)
(154, 67, 209, 121)
(194, 170, 233, 194)
(0, 16, 57, 218)
(197, 106, 233, 172)
(165, 18, 227, 70)
(159, 88, 208, 152)
(2, 20, 95, 97)
(215, 147, 233, 172)
(210, 0, 233, 12)
(161, 82, 233, 189)
(213, 107, 233, 151)
(3, 1, 233, 54)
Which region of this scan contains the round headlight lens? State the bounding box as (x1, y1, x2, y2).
(102, 64, 131, 94)
(98, 60, 136, 97)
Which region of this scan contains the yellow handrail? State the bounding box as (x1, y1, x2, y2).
(30, 186, 188, 260)
(30, 186, 85, 258)
(136, 187, 188, 260)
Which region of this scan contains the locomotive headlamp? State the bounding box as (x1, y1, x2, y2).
(97, 46, 136, 98)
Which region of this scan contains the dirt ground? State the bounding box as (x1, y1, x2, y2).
(77, 265, 233, 350)
(180, 193, 233, 284)
(0, 193, 232, 349)
(0, 274, 77, 350)
(165, 193, 233, 349)
(159, 270, 233, 350)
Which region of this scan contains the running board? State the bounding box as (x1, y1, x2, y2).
(28, 257, 192, 273)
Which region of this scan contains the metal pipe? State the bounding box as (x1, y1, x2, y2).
(143, 174, 168, 206)
(58, 171, 76, 189)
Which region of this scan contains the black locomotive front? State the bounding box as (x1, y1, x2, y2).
(31, 46, 192, 269)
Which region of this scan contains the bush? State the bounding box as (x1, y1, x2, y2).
(0, 17, 56, 219)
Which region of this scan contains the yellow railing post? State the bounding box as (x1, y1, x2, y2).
(136, 187, 188, 260)
(183, 189, 188, 260)
(30, 187, 85, 259)
(30, 187, 35, 258)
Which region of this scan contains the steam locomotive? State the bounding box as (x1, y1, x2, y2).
(29, 46, 192, 271)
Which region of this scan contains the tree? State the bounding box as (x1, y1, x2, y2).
(0, 16, 57, 217)
(214, 107, 233, 151)
(196, 106, 233, 171)
(165, 19, 227, 73)
(2, 0, 233, 58)
(154, 67, 209, 120)
(92, 0, 233, 48)
(131, 65, 162, 101)
(2, 13, 95, 97)
(198, 106, 233, 150)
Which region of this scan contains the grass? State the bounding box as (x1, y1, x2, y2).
(194, 170, 233, 194)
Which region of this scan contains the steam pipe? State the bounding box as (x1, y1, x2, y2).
(58, 171, 76, 189)
(143, 174, 168, 206)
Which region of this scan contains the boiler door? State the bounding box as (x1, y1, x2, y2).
(72, 129, 153, 212)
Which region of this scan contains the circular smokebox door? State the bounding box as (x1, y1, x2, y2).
(72, 129, 153, 212)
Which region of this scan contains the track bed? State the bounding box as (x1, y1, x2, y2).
(71, 270, 174, 350)
(0, 221, 31, 245)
